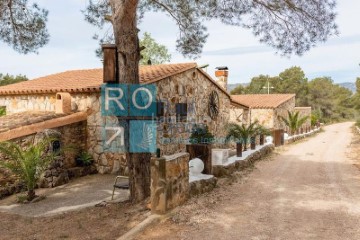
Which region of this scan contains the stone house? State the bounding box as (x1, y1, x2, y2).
(0, 63, 233, 176)
(230, 94, 296, 130)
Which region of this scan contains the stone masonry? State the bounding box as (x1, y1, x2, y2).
(150, 153, 190, 214)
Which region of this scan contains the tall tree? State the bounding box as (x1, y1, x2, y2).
(139, 32, 171, 65)
(2, 0, 338, 202)
(277, 67, 309, 106)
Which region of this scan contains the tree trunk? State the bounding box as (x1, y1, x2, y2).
(110, 0, 151, 203)
(27, 188, 36, 201)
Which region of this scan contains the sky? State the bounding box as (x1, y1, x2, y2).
(0, 0, 359, 84)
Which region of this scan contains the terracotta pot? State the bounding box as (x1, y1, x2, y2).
(259, 134, 264, 145)
(236, 143, 242, 157)
(250, 137, 256, 150)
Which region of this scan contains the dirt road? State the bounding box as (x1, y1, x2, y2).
(138, 122, 360, 240)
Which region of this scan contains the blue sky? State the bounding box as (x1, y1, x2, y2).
(0, 0, 359, 84)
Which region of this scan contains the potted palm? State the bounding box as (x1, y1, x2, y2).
(257, 125, 271, 146)
(226, 121, 260, 153)
(226, 123, 243, 157)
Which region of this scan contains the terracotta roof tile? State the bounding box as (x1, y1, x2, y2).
(231, 94, 295, 109)
(0, 63, 197, 95)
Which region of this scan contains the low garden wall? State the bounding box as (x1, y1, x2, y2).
(212, 144, 275, 177)
(150, 153, 190, 214)
(284, 128, 321, 144)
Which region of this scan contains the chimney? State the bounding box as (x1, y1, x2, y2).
(55, 92, 72, 114)
(102, 44, 117, 83)
(215, 66, 228, 90)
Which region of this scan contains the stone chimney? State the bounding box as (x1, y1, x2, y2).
(215, 66, 228, 90)
(55, 92, 72, 114)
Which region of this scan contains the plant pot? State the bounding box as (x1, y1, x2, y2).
(236, 143, 242, 157)
(250, 137, 256, 150)
(259, 134, 264, 145)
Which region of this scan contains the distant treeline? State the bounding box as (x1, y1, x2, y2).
(0, 73, 28, 86)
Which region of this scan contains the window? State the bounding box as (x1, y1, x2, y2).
(176, 103, 187, 122)
(156, 101, 165, 117)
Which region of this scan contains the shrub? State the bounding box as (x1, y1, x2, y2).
(189, 124, 214, 144)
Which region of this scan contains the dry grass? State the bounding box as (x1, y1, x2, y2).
(0, 200, 150, 240)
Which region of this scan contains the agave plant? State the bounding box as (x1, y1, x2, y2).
(280, 111, 309, 136)
(0, 138, 57, 201)
(226, 121, 260, 151)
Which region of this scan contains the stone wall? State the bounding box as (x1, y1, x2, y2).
(294, 107, 312, 128)
(150, 153, 189, 214)
(229, 106, 249, 124)
(155, 69, 231, 155)
(250, 108, 275, 129)
(274, 97, 296, 129)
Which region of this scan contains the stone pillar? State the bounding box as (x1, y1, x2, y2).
(150, 153, 190, 214)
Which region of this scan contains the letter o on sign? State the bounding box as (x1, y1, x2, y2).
(132, 87, 153, 110)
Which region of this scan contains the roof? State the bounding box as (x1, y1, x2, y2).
(231, 94, 295, 109)
(0, 111, 88, 141)
(0, 63, 197, 95)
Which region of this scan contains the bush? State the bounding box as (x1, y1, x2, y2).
(356, 119, 360, 128)
(189, 124, 214, 144)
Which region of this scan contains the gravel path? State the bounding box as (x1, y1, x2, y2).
(138, 122, 360, 240)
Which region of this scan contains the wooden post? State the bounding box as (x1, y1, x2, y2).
(102, 44, 118, 83)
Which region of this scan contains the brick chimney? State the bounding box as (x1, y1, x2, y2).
(215, 66, 228, 90)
